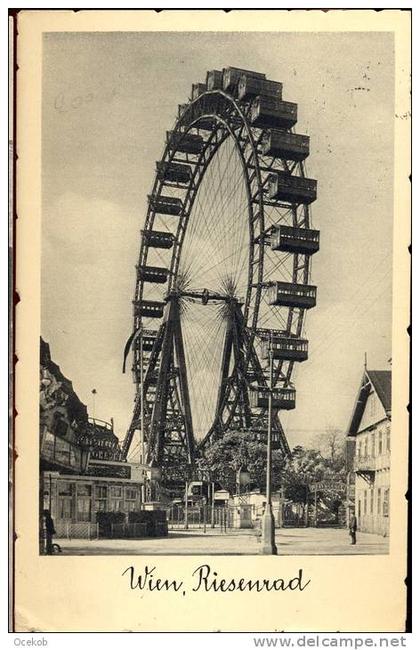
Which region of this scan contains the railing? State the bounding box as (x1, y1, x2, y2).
(88, 417, 113, 431)
(353, 456, 376, 472)
(55, 521, 99, 540)
(276, 225, 320, 243)
(167, 505, 236, 531)
(54, 521, 169, 540)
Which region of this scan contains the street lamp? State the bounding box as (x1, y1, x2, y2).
(261, 331, 278, 555)
(139, 331, 146, 466)
(146, 459, 162, 503)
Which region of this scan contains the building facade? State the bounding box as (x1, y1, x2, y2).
(40, 338, 147, 541)
(42, 462, 146, 533)
(347, 369, 391, 536)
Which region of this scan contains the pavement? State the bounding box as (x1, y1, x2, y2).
(56, 526, 389, 556)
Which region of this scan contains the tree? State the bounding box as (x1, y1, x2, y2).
(281, 446, 326, 504)
(281, 444, 347, 523)
(198, 430, 285, 495)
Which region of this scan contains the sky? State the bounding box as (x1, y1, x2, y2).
(41, 30, 394, 450)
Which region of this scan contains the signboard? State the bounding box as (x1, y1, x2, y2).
(309, 480, 346, 493)
(86, 461, 131, 479)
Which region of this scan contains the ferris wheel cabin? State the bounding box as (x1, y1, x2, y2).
(271, 225, 320, 255)
(141, 229, 174, 250)
(250, 96, 298, 130)
(268, 281, 317, 309)
(191, 83, 207, 100)
(238, 76, 283, 102)
(222, 67, 266, 95)
(267, 171, 317, 205)
(148, 195, 183, 216)
(250, 386, 296, 410)
(133, 330, 158, 353)
(133, 300, 165, 319)
(206, 69, 224, 91)
(156, 161, 192, 186)
(260, 335, 309, 362)
(261, 130, 310, 162)
(137, 265, 169, 284)
(166, 131, 204, 155)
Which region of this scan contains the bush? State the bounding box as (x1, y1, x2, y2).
(96, 511, 126, 538)
(128, 509, 167, 536)
(128, 510, 152, 524)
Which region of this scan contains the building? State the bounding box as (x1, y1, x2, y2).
(40, 338, 147, 540)
(346, 368, 391, 536)
(43, 464, 146, 535)
(40, 337, 91, 476)
(80, 417, 121, 462)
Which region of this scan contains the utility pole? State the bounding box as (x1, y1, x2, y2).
(139, 331, 146, 506)
(211, 480, 215, 528)
(260, 331, 278, 555)
(91, 388, 97, 419)
(140, 331, 145, 466)
(184, 479, 189, 530)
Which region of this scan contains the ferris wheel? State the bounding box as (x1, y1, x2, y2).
(122, 67, 319, 482)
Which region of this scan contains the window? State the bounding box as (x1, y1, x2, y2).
(383, 488, 390, 517)
(55, 437, 71, 466)
(109, 500, 124, 512)
(58, 482, 73, 496)
(371, 433, 376, 457)
(43, 488, 50, 510)
(378, 432, 383, 455)
(95, 500, 107, 512)
(58, 498, 72, 520)
(76, 497, 91, 522)
(41, 431, 55, 459)
(95, 486, 107, 499)
(377, 488, 382, 515)
(363, 490, 367, 515)
(386, 427, 391, 452)
(110, 486, 122, 498)
(77, 484, 92, 497)
(125, 487, 138, 501)
(370, 488, 374, 514)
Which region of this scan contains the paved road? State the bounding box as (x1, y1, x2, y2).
(57, 527, 388, 556)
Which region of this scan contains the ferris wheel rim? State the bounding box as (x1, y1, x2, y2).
(136, 89, 267, 350)
(124, 71, 318, 463)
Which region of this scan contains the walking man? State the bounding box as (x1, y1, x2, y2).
(349, 510, 357, 545)
(43, 509, 56, 554)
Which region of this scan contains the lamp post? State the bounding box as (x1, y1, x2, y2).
(184, 478, 189, 530)
(261, 331, 278, 555)
(139, 330, 147, 505)
(139, 331, 145, 466)
(146, 460, 161, 503)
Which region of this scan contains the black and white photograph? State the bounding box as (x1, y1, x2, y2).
(12, 8, 411, 634)
(39, 28, 400, 557)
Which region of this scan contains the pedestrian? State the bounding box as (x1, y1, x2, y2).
(349, 510, 357, 545)
(43, 509, 56, 555)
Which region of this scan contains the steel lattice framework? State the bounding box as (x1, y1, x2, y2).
(122, 68, 319, 488)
